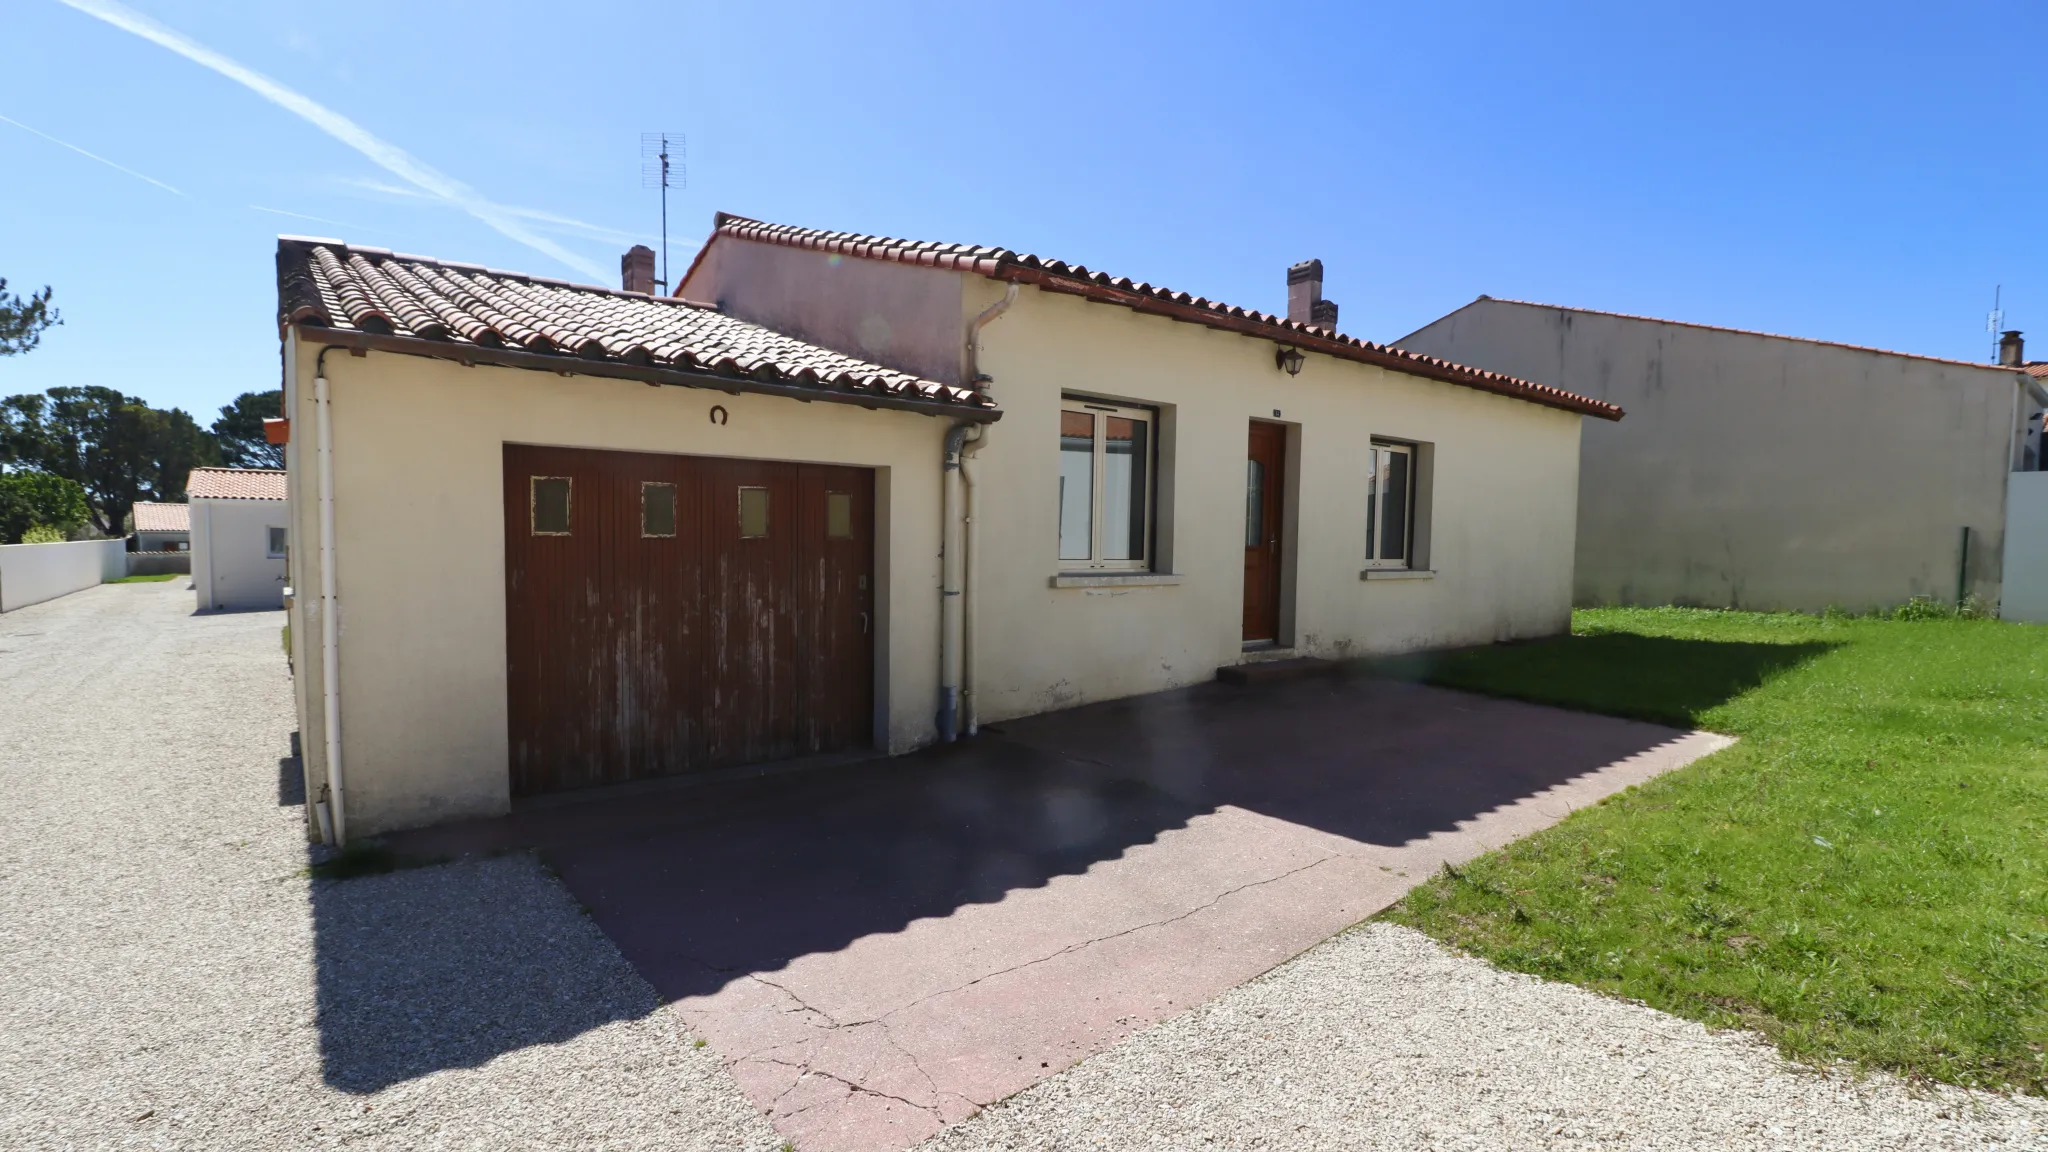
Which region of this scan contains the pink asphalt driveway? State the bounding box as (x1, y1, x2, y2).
(393, 675, 1729, 1152)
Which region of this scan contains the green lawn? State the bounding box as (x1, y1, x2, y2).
(1376, 607, 2048, 1094)
(106, 573, 181, 583)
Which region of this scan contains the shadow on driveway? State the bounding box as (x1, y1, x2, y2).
(313, 661, 1760, 1095)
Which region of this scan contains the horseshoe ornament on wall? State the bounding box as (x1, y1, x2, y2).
(709, 405, 729, 425)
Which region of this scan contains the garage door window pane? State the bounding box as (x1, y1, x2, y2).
(826, 492, 853, 539)
(738, 487, 770, 538)
(642, 483, 676, 537)
(532, 477, 571, 535)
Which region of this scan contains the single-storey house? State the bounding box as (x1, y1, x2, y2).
(188, 467, 289, 610)
(273, 220, 1620, 841)
(131, 501, 190, 552)
(1398, 299, 2048, 614)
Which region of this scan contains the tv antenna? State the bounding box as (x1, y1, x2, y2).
(640, 132, 686, 292)
(1987, 284, 2004, 362)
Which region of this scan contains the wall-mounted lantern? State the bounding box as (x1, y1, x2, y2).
(1275, 346, 1305, 376)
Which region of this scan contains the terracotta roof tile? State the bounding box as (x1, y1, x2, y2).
(132, 502, 190, 532)
(2024, 361, 2048, 381)
(187, 468, 287, 501)
(696, 214, 1623, 421)
(276, 238, 994, 420)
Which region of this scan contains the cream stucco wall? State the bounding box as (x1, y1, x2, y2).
(1401, 300, 2036, 613)
(284, 278, 1583, 836)
(191, 498, 288, 610)
(962, 282, 1582, 722)
(285, 337, 949, 836)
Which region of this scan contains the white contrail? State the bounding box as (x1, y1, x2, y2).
(0, 111, 183, 194)
(340, 176, 689, 250)
(57, 0, 612, 283)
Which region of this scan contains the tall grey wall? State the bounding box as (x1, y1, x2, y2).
(1400, 300, 2033, 612)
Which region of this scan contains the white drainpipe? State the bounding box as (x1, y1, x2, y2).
(313, 354, 347, 845)
(939, 424, 970, 741)
(959, 425, 985, 736)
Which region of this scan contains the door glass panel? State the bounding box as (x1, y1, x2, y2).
(1102, 416, 1147, 561)
(738, 487, 770, 538)
(641, 482, 676, 537)
(1058, 410, 1095, 561)
(531, 476, 571, 535)
(825, 492, 853, 539)
(1379, 449, 1409, 561)
(1245, 458, 1264, 548)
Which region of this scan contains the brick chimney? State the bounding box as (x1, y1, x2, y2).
(1287, 259, 1338, 332)
(2000, 329, 2025, 367)
(621, 245, 658, 295)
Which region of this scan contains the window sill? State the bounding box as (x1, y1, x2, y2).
(1361, 568, 1435, 581)
(1050, 572, 1184, 589)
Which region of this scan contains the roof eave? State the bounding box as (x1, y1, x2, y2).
(289, 324, 1001, 424)
(993, 266, 1624, 421)
(706, 215, 1619, 421)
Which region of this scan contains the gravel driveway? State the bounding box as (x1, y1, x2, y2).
(921, 923, 2048, 1151)
(0, 581, 777, 1151)
(7, 581, 2044, 1152)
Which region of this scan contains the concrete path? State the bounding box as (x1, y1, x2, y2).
(0, 581, 777, 1151)
(397, 672, 1732, 1152)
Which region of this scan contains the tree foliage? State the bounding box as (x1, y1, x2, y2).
(0, 387, 218, 537)
(211, 389, 285, 470)
(0, 279, 61, 356)
(0, 469, 91, 544)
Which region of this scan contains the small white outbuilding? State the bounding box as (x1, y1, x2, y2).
(188, 467, 288, 610)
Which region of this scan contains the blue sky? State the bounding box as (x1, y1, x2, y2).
(3, 0, 2042, 422)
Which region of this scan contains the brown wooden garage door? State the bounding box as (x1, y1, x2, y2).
(503, 444, 874, 796)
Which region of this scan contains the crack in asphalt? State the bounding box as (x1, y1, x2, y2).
(769, 1061, 944, 1125)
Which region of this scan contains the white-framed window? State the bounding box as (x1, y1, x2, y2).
(1364, 440, 1416, 568)
(1058, 398, 1156, 571)
(266, 526, 288, 558)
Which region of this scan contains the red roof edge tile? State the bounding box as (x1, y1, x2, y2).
(700, 214, 1624, 421)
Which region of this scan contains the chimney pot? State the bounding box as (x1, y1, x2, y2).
(2000, 329, 2025, 367)
(621, 245, 658, 295)
(1287, 259, 1337, 332)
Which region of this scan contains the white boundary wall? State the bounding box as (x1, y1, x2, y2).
(0, 539, 125, 612)
(2002, 472, 2048, 623)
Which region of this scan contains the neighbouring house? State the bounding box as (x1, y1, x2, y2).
(1399, 299, 2048, 615)
(273, 222, 1619, 839)
(188, 467, 289, 610)
(131, 501, 191, 552)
